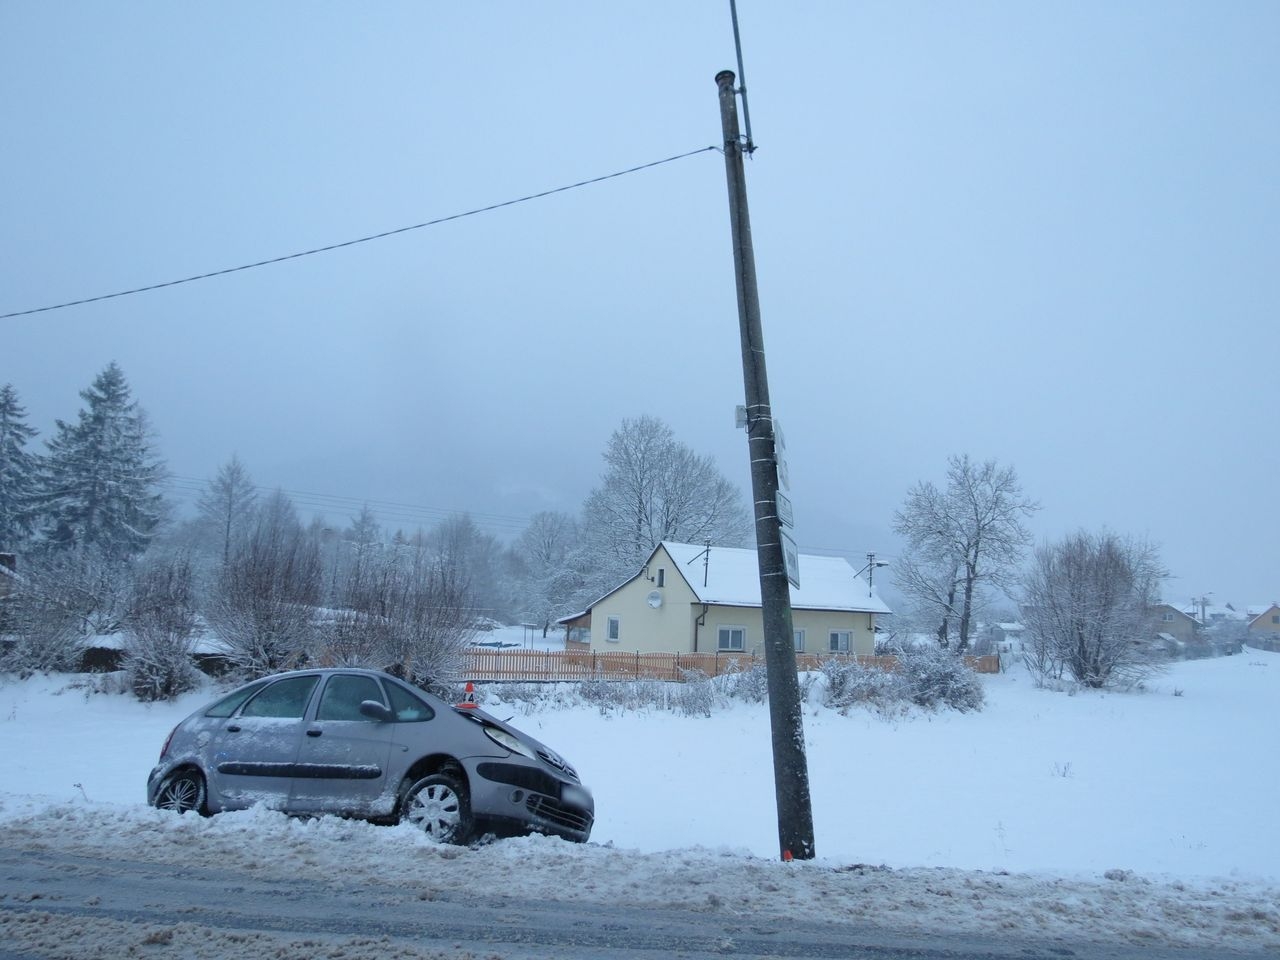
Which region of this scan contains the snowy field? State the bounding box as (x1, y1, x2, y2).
(1, 648, 1278, 954)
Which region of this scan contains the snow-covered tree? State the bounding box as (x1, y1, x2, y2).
(1021, 530, 1165, 689)
(204, 490, 322, 677)
(511, 510, 582, 636)
(893, 455, 1037, 652)
(580, 416, 749, 590)
(195, 454, 258, 566)
(425, 513, 509, 624)
(328, 537, 477, 694)
(0, 384, 41, 552)
(37, 363, 166, 560)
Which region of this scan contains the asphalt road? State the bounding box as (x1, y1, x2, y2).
(0, 844, 1269, 960)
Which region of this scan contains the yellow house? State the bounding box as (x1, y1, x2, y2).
(1247, 603, 1280, 639)
(562, 542, 890, 657)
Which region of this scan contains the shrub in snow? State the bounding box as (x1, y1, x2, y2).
(820, 649, 984, 714)
(895, 645, 985, 712)
(819, 657, 905, 712)
(673, 669, 715, 717)
(122, 553, 199, 701)
(0, 591, 84, 676)
(713, 661, 770, 703)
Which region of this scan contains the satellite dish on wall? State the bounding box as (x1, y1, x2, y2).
(646, 590, 663, 609)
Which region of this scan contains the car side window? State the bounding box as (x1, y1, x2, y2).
(316, 675, 386, 722)
(385, 682, 435, 722)
(240, 676, 320, 719)
(204, 681, 268, 718)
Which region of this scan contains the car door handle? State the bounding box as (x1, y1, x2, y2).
(306, 729, 323, 737)
(226, 724, 241, 733)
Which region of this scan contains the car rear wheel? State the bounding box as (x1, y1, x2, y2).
(155, 769, 207, 815)
(400, 772, 472, 844)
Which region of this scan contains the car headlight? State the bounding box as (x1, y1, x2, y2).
(483, 725, 537, 760)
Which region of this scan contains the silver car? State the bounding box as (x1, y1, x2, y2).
(146, 668, 593, 844)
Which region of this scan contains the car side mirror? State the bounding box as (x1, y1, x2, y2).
(359, 700, 394, 723)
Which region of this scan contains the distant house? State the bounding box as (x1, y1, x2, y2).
(1246, 603, 1280, 640)
(1149, 602, 1201, 647)
(559, 541, 891, 657)
(987, 622, 1025, 649)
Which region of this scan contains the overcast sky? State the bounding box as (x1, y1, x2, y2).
(3, 2, 1277, 607)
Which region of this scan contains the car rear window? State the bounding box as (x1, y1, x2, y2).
(204, 681, 268, 718)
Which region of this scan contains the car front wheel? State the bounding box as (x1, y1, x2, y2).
(154, 769, 207, 815)
(400, 772, 472, 844)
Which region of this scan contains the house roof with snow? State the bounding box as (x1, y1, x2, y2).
(653, 541, 891, 614)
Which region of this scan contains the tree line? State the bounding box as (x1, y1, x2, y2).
(0, 367, 750, 698)
(2, 362, 1183, 698)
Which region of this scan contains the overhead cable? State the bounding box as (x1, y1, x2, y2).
(1, 145, 718, 320)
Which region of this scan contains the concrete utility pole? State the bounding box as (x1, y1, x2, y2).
(715, 69, 816, 861)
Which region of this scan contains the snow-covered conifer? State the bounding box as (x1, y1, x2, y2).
(0, 383, 41, 551)
(37, 363, 166, 560)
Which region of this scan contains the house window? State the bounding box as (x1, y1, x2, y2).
(829, 630, 851, 653)
(1161, 612, 1175, 622)
(794, 629, 805, 652)
(606, 616, 620, 642)
(657, 568, 665, 587)
(718, 626, 746, 651)
(1273, 615, 1280, 625)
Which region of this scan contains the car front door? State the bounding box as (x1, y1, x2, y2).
(205, 674, 320, 810)
(290, 673, 397, 816)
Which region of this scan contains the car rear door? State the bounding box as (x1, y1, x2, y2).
(289, 673, 397, 816)
(205, 674, 320, 810)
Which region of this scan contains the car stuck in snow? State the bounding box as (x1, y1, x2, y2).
(147, 668, 593, 844)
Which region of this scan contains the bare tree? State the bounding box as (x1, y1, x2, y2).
(893, 455, 1037, 652)
(204, 490, 322, 678)
(123, 552, 199, 700)
(581, 416, 749, 588)
(195, 455, 258, 567)
(327, 538, 476, 694)
(511, 511, 581, 637)
(425, 513, 508, 624)
(1022, 530, 1165, 688)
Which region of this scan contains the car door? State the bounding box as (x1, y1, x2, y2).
(205, 674, 320, 810)
(289, 673, 397, 816)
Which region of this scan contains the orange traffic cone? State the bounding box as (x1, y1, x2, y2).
(456, 680, 478, 709)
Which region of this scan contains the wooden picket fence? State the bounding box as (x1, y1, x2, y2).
(460, 648, 999, 683)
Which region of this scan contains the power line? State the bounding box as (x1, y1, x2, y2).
(1, 146, 718, 320)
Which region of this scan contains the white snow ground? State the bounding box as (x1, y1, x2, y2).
(1, 647, 1278, 954)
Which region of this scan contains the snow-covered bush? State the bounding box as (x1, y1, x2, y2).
(673, 669, 715, 717)
(714, 661, 770, 703)
(820, 649, 984, 714)
(0, 592, 84, 676)
(819, 657, 905, 712)
(895, 645, 985, 712)
(122, 553, 199, 701)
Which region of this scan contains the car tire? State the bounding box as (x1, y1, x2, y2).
(400, 772, 473, 844)
(154, 769, 207, 815)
